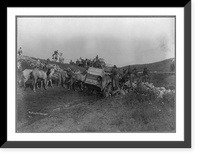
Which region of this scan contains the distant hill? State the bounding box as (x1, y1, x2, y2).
(121, 58, 175, 72)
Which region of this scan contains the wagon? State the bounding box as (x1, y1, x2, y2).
(85, 67, 104, 87)
(83, 67, 105, 95)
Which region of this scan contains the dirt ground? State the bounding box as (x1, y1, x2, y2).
(16, 81, 175, 133)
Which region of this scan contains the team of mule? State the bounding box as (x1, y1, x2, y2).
(17, 57, 150, 96)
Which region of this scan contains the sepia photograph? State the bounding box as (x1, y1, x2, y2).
(16, 16, 176, 133)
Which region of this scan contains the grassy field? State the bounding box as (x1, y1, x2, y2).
(17, 73, 175, 133)
(17, 87, 175, 132)
(150, 73, 175, 89)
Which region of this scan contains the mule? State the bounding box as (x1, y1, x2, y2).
(50, 69, 71, 89)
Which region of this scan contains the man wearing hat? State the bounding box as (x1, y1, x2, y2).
(111, 65, 120, 90)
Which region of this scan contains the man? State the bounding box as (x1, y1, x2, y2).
(52, 50, 59, 62)
(46, 58, 50, 64)
(17, 47, 23, 57)
(133, 68, 137, 75)
(126, 65, 134, 89)
(36, 59, 41, 68)
(127, 65, 131, 75)
(111, 65, 120, 90)
(43, 59, 50, 71)
(142, 67, 149, 82)
(79, 57, 83, 66)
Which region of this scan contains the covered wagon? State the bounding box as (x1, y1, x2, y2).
(83, 67, 111, 96)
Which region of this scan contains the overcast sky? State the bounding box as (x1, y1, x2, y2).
(17, 17, 175, 67)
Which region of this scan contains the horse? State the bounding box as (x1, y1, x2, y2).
(31, 67, 55, 92)
(17, 61, 23, 85)
(74, 71, 87, 82)
(50, 71, 62, 87)
(49, 69, 71, 89)
(18, 69, 33, 88)
(70, 70, 87, 91)
(17, 61, 22, 71)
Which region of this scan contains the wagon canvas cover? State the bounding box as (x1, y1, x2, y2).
(86, 67, 105, 77)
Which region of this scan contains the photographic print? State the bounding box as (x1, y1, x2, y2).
(16, 16, 176, 133)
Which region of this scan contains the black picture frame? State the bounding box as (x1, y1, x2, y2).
(3, 2, 191, 148)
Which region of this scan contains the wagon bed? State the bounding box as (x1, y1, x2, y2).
(84, 67, 105, 88)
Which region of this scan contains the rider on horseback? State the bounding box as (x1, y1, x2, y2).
(17, 47, 23, 58)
